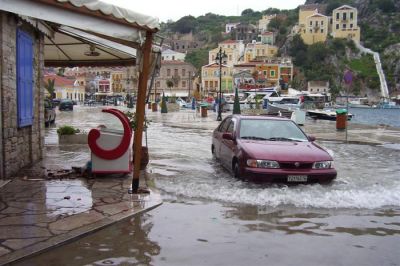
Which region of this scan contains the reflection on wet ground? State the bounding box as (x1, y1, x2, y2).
(16, 106, 400, 265)
(19, 200, 400, 266)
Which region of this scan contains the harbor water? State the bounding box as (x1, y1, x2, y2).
(348, 107, 400, 128)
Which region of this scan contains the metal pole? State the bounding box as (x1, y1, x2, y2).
(346, 86, 349, 143)
(217, 48, 222, 121)
(188, 71, 191, 100)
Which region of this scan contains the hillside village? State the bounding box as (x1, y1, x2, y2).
(45, 3, 398, 104)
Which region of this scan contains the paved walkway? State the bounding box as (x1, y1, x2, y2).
(0, 162, 161, 265)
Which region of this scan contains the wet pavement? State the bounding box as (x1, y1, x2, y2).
(0, 106, 163, 265)
(1, 105, 400, 265)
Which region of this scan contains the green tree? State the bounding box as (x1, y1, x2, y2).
(232, 87, 241, 115)
(44, 78, 55, 99)
(171, 16, 198, 33)
(166, 80, 174, 96)
(161, 92, 168, 113)
(185, 48, 209, 71)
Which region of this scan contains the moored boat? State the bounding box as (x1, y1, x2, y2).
(307, 109, 353, 121)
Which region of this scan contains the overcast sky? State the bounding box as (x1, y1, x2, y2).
(102, 0, 306, 22)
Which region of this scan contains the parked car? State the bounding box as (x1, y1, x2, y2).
(176, 97, 187, 108)
(59, 99, 74, 111)
(212, 115, 337, 183)
(51, 98, 61, 106)
(44, 98, 56, 126)
(84, 99, 96, 106)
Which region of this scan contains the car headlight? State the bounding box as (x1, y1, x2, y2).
(312, 161, 334, 169)
(247, 159, 280, 169)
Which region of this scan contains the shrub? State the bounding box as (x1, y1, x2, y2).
(57, 125, 80, 135)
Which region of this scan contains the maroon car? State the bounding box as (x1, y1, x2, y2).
(212, 115, 337, 183)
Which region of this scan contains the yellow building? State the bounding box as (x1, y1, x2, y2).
(300, 13, 329, 45)
(244, 42, 278, 62)
(298, 4, 360, 45)
(299, 5, 321, 31)
(331, 5, 360, 43)
(111, 71, 124, 94)
(258, 14, 276, 32)
(208, 40, 245, 67)
(201, 63, 233, 95)
(44, 74, 85, 102)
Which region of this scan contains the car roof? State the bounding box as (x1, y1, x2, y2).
(230, 114, 291, 121)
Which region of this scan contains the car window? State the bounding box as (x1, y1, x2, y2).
(227, 121, 234, 133)
(218, 117, 231, 132)
(239, 119, 308, 141)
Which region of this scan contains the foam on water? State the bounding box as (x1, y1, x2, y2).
(148, 122, 400, 210)
(49, 107, 400, 209)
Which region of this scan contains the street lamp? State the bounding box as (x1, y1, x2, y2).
(215, 47, 227, 121)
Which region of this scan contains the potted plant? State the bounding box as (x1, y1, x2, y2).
(124, 111, 150, 170)
(57, 125, 87, 144)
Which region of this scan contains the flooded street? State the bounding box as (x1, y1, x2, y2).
(19, 106, 400, 265)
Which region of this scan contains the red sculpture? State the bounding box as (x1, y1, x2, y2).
(88, 108, 132, 160)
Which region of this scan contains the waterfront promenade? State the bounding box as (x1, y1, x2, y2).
(1, 109, 399, 265)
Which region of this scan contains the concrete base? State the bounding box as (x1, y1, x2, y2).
(59, 133, 88, 145)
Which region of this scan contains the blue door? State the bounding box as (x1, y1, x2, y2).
(16, 29, 34, 127)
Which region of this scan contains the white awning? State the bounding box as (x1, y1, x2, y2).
(0, 0, 161, 67)
(162, 92, 190, 97)
(0, 0, 159, 46)
(44, 26, 137, 67)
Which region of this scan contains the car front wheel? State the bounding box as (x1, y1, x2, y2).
(233, 162, 242, 180)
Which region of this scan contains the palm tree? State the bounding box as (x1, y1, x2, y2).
(44, 78, 55, 99)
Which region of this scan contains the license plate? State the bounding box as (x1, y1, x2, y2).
(287, 175, 308, 182)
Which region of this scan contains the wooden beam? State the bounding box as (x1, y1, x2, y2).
(44, 58, 135, 67)
(131, 31, 153, 193)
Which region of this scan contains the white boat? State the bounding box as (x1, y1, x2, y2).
(307, 109, 353, 121)
(263, 95, 303, 113)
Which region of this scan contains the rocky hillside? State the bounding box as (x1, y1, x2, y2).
(161, 1, 399, 98)
(303, 0, 400, 97)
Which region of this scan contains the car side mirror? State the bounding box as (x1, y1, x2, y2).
(308, 135, 316, 142)
(222, 132, 234, 141)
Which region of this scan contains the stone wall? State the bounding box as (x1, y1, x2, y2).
(0, 12, 44, 178)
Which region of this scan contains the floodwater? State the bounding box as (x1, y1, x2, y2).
(18, 105, 400, 266)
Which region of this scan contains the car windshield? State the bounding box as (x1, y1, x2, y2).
(239, 119, 308, 142)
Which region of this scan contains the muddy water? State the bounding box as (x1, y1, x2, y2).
(18, 106, 400, 265)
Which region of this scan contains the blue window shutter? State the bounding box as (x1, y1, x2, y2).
(17, 29, 34, 127)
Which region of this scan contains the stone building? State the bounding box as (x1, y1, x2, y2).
(230, 23, 258, 44)
(152, 60, 196, 100)
(0, 12, 45, 178)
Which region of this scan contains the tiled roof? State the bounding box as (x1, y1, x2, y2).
(335, 5, 356, 11)
(234, 63, 257, 67)
(299, 4, 327, 15)
(44, 74, 75, 86)
(220, 40, 239, 44)
(309, 13, 327, 18)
